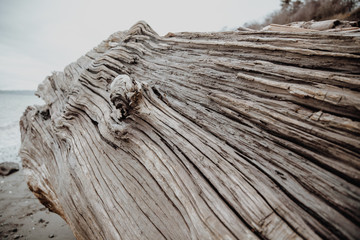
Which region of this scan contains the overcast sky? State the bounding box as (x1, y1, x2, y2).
(0, 0, 281, 90)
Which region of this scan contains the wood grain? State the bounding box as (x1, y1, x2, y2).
(20, 21, 360, 240)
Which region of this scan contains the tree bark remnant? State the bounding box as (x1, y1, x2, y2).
(20, 21, 360, 240)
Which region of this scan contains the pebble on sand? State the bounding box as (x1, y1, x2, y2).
(0, 162, 20, 176)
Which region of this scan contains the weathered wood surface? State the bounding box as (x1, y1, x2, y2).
(20, 21, 360, 240)
(261, 20, 360, 33)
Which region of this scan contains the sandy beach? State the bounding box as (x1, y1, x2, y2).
(0, 170, 75, 240)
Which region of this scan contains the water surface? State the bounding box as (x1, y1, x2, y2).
(0, 91, 44, 164)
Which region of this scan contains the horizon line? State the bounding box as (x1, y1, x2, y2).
(0, 89, 37, 92)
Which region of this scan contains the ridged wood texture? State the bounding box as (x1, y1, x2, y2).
(20, 22, 360, 240)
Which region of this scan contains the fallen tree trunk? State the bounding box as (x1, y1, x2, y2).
(20, 21, 360, 240)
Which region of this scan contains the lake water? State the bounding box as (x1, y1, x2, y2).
(0, 91, 44, 164)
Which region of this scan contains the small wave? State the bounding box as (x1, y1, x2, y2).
(0, 145, 22, 165)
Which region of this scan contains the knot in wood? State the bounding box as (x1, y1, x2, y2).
(110, 75, 141, 120)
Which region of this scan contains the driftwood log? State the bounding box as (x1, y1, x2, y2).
(20, 21, 360, 240)
(261, 19, 360, 33)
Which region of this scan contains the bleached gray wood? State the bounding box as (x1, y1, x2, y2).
(20, 21, 360, 240)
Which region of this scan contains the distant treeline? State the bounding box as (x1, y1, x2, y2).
(245, 0, 360, 29)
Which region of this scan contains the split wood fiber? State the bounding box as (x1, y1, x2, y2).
(20, 22, 360, 240)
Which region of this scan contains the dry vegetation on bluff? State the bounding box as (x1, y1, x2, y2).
(245, 0, 359, 29)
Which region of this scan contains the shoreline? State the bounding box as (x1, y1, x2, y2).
(0, 169, 75, 239)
